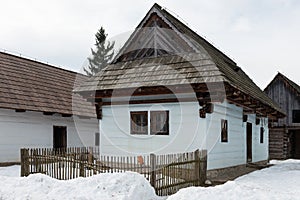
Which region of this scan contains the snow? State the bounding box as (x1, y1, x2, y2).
(0, 167, 162, 200)
(167, 159, 300, 200)
(0, 165, 19, 177)
(0, 160, 299, 200)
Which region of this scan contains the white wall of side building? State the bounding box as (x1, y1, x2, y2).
(0, 108, 99, 163)
(245, 114, 269, 163)
(206, 103, 269, 170)
(205, 101, 246, 170)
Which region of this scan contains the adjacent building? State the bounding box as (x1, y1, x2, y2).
(0, 52, 99, 164)
(265, 72, 300, 159)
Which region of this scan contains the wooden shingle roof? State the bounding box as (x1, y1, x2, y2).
(0, 52, 95, 117)
(75, 3, 284, 117)
(265, 72, 300, 96)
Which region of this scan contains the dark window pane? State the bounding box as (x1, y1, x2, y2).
(293, 110, 300, 123)
(150, 111, 169, 135)
(130, 111, 148, 134)
(260, 127, 264, 143)
(221, 119, 228, 142)
(95, 132, 100, 146)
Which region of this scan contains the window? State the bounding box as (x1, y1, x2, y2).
(130, 111, 148, 134)
(150, 111, 169, 135)
(292, 110, 300, 123)
(260, 127, 264, 143)
(221, 119, 228, 142)
(130, 110, 169, 135)
(95, 132, 100, 146)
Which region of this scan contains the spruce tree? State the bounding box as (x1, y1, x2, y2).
(84, 27, 115, 76)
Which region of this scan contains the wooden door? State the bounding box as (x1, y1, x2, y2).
(53, 126, 67, 149)
(247, 122, 252, 163)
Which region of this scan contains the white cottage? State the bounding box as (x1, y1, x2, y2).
(0, 52, 99, 165)
(75, 4, 284, 176)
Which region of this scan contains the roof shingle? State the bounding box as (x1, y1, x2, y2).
(75, 3, 284, 116)
(0, 52, 95, 117)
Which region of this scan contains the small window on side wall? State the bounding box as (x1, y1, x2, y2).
(221, 119, 228, 143)
(95, 132, 100, 146)
(260, 127, 264, 143)
(292, 110, 300, 123)
(150, 111, 169, 135)
(130, 111, 148, 135)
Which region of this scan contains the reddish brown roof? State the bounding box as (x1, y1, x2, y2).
(0, 51, 95, 117)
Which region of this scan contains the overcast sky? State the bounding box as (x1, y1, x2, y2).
(0, 0, 299, 89)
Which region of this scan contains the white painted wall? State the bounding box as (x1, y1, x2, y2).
(100, 102, 204, 155)
(246, 114, 269, 163)
(207, 104, 269, 170)
(206, 101, 245, 170)
(100, 101, 270, 170)
(0, 108, 99, 163)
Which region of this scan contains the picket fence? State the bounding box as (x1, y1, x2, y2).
(20, 147, 207, 196)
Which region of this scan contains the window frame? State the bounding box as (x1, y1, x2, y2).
(130, 111, 148, 135)
(150, 111, 169, 135)
(221, 119, 228, 143)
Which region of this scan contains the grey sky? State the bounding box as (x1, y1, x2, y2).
(0, 0, 299, 89)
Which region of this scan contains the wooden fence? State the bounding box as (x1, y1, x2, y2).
(20, 147, 207, 196)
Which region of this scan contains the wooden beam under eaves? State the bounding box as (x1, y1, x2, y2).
(43, 112, 55, 115)
(15, 109, 26, 112)
(62, 114, 72, 117)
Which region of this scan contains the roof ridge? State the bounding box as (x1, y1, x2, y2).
(156, 4, 237, 66)
(278, 72, 300, 94)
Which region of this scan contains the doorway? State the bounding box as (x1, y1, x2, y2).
(292, 131, 300, 159)
(246, 122, 252, 163)
(53, 126, 67, 149)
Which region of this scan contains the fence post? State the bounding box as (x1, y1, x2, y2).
(194, 149, 200, 186)
(150, 153, 156, 189)
(20, 148, 29, 177)
(199, 149, 207, 186)
(79, 154, 85, 177)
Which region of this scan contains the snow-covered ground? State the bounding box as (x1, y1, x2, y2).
(0, 159, 299, 200)
(168, 159, 300, 200)
(0, 168, 162, 200)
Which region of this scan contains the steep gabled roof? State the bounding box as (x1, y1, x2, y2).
(265, 72, 300, 96)
(75, 3, 284, 117)
(0, 51, 95, 117)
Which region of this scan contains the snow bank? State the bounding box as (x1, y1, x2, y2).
(167, 159, 300, 200)
(0, 169, 162, 200)
(1, 160, 300, 199)
(0, 165, 19, 177)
